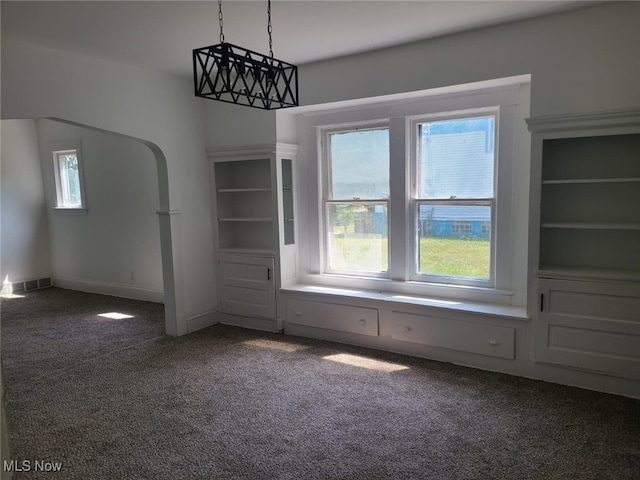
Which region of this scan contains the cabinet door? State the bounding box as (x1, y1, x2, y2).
(536, 279, 640, 379)
(218, 253, 276, 319)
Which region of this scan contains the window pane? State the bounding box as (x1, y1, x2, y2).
(417, 204, 491, 278)
(418, 116, 495, 199)
(327, 203, 388, 273)
(57, 152, 82, 207)
(329, 128, 389, 200)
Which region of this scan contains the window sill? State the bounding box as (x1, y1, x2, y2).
(52, 207, 88, 215)
(283, 278, 528, 321)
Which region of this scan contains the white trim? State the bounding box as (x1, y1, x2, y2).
(155, 209, 181, 216)
(186, 309, 218, 333)
(526, 109, 640, 133)
(53, 276, 164, 303)
(282, 284, 527, 321)
(300, 79, 530, 305)
(215, 311, 281, 333)
(52, 207, 88, 216)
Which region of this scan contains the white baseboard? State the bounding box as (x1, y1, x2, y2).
(186, 309, 218, 333)
(52, 276, 164, 303)
(216, 312, 280, 333)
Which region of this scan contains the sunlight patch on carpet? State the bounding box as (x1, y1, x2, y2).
(0, 293, 25, 299)
(98, 312, 135, 320)
(323, 353, 409, 372)
(242, 338, 310, 352)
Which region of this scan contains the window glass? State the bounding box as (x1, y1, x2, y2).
(328, 128, 389, 200)
(55, 150, 83, 208)
(417, 204, 491, 278)
(418, 116, 495, 199)
(327, 203, 388, 273)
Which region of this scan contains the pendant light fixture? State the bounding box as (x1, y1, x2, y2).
(193, 0, 299, 110)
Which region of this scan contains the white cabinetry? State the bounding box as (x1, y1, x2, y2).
(527, 110, 640, 379)
(209, 144, 297, 325)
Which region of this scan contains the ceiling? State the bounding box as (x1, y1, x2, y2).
(2, 1, 597, 78)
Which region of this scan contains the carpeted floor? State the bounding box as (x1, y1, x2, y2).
(1, 288, 639, 479)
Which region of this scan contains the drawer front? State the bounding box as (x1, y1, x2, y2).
(390, 311, 515, 359)
(287, 299, 379, 336)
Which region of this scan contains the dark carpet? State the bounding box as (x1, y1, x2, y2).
(1, 288, 639, 479)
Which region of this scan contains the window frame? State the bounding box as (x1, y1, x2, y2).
(51, 141, 87, 210)
(294, 78, 529, 305)
(321, 121, 390, 278)
(409, 110, 499, 288)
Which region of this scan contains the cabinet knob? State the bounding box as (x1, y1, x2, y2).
(359, 319, 366, 325)
(295, 311, 302, 316)
(488, 340, 498, 346)
(404, 326, 412, 333)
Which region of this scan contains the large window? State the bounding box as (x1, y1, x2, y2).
(302, 79, 529, 303)
(321, 110, 503, 289)
(324, 126, 389, 275)
(52, 148, 85, 209)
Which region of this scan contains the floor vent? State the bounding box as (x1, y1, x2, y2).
(11, 278, 52, 293)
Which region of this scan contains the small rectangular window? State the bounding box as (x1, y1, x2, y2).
(53, 148, 85, 209)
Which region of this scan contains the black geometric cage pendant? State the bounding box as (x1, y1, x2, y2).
(193, 42, 298, 110)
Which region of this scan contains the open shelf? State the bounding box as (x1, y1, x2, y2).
(537, 265, 639, 282)
(542, 177, 640, 185)
(541, 222, 640, 230)
(217, 187, 272, 193)
(219, 217, 274, 222)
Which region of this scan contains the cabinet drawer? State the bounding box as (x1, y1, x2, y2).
(287, 299, 379, 336)
(390, 311, 515, 359)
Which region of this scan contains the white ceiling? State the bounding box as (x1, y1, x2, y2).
(2, 1, 597, 77)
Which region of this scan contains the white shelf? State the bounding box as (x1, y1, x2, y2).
(218, 247, 276, 255)
(542, 177, 640, 185)
(217, 188, 272, 193)
(541, 222, 640, 231)
(219, 217, 273, 222)
(537, 265, 640, 282)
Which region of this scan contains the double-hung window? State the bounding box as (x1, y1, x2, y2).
(323, 125, 389, 276)
(306, 79, 528, 303)
(412, 113, 496, 286)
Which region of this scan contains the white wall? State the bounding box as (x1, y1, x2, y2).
(0, 120, 51, 286)
(36, 120, 163, 302)
(1, 39, 217, 335)
(207, 2, 640, 146)
(297, 2, 639, 116)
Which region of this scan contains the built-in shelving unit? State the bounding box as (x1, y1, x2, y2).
(536, 130, 640, 280)
(213, 158, 276, 253)
(208, 144, 298, 325)
(527, 110, 640, 380)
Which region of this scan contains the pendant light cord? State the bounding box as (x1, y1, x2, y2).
(218, 0, 225, 43)
(267, 0, 273, 58)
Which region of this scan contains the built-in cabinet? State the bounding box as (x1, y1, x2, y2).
(527, 110, 640, 380)
(208, 144, 298, 326)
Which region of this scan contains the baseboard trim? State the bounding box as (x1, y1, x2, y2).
(216, 312, 280, 333)
(53, 276, 164, 303)
(186, 309, 218, 333)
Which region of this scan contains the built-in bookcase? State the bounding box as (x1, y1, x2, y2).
(214, 158, 275, 253)
(538, 133, 640, 279)
(208, 144, 298, 324)
(527, 110, 640, 379)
